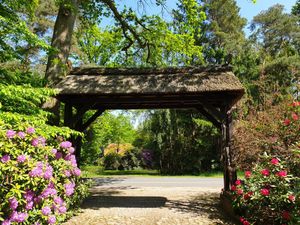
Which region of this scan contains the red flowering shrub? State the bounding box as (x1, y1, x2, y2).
(232, 101, 300, 224)
(231, 156, 300, 224)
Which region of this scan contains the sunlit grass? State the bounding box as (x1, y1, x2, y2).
(81, 165, 224, 178)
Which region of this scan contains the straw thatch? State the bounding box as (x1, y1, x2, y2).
(55, 66, 244, 95)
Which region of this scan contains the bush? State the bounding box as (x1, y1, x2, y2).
(231, 155, 300, 225)
(0, 125, 89, 224)
(231, 101, 300, 224)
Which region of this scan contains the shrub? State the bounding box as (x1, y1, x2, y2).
(231, 101, 300, 224)
(0, 126, 89, 224)
(231, 155, 300, 225)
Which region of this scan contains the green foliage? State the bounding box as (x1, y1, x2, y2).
(0, 125, 89, 224)
(138, 109, 220, 175)
(81, 112, 137, 165)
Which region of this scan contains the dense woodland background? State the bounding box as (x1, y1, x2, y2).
(1, 0, 300, 174)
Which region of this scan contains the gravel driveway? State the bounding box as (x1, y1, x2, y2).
(64, 177, 236, 225)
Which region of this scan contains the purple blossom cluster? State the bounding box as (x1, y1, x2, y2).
(31, 136, 46, 147)
(64, 182, 75, 196)
(1, 154, 10, 163)
(1, 127, 84, 224)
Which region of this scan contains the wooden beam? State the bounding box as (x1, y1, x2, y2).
(64, 103, 73, 127)
(78, 109, 105, 132)
(200, 103, 226, 122)
(195, 105, 222, 128)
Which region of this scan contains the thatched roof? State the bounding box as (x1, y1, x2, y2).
(55, 66, 244, 95)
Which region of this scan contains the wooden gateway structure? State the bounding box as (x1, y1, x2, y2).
(55, 66, 244, 191)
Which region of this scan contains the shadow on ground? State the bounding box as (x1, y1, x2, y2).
(167, 192, 237, 224)
(82, 196, 167, 209)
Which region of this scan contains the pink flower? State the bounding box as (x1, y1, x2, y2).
(292, 101, 300, 107)
(2, 219, 11, 225)
(51, 148, 57, 155)
(283, 118, 291, 126)
(26, 127, 35, 134)
(235, 180, 242, 186)
(31, 138, 39, 147)
(72, 168, 81, 176)
(244, 171, 251, 178)
(14, 212, 28, 222)
(17, 131, 26, 139)
(29, 167, 43, 177)
(60, 141, 72, 149)
(9, 197, 18, 210)
(282, 210, 291, 220)
(243, 220, 250, 225)
(17, 155, 26, 163)
(41, 206, 51, 216)
(270, 158, 279, 165)
(276, 170, 287, 178)
(260, 188, 270, 196)
(58, 205, 67, 214)
(237, 189, 243, 195)
(24, 190, 35, 201)
(54, 196, 64, 205)
(288, 195, 295, 202)
(64, 170, 71, 177)
(261, 169, 270, 176)
(1, 154, 10, 163)
(68, 147, 75, 154)
(25, 201, 34, 210)
(6, 130, 16, 139)
(292, 112, 299, 121)
(48, 215, 56, 224)
(55, 152, 63, 160)
(64, 182, 75, 196)
(43, 165, 53, 179)
(231, 185, 236, 191)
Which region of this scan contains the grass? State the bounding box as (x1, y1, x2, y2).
(81, 165, 224, 178)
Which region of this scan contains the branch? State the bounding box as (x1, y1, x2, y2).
(102, 0, 145, 48)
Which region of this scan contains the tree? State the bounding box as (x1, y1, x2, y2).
(81, 111, 137, 164)
(197, 0, 247, 64)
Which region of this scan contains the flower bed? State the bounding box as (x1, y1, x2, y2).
(0, 126, 89, 224)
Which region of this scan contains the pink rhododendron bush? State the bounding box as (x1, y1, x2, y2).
(231, 102, 300, 225)
(0, 126, 89, 224)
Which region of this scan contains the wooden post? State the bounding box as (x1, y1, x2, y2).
(221, 108, 236, 191)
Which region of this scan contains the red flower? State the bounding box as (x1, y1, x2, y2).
(270, 158, 279, 165)
(292, 101, 300, 107)
(292, 112, 299, 121)
(245, 171, 251, 178)
(288, 195, 295, 202)
(260, 188, 270, 196)
(243, 192, 253, 200)
(282, 211, 291, 220)
(243, 221, 250, 225)
(276, 170, 287, 178)
(231, 185, 236, 191)
(261, 169, 270, 176)
(237, 189, 243, 195)
(235, 179, 242, 186)
(283, 118, 291, 126)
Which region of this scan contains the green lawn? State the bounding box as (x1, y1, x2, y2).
(81, 165, 225, 178)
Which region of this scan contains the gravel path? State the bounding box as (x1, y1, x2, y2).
(64, 178, 236, 225)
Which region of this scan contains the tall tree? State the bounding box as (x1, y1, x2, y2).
(198, 0, 247, 64)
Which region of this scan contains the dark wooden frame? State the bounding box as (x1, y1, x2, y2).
(56, 66, 244, 191)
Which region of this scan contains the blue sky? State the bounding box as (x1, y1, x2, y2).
(112, 0, 296, 36)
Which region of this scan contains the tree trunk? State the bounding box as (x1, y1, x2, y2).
(45, 0, 79, 86)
